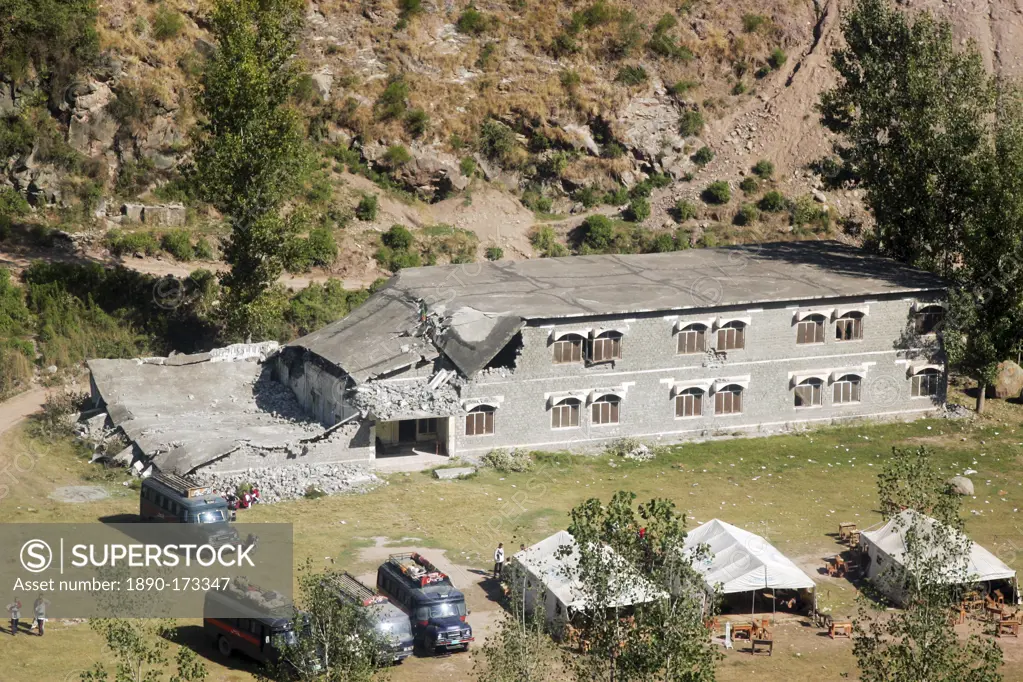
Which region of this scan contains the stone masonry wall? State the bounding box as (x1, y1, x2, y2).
(448, 292, 946, 456)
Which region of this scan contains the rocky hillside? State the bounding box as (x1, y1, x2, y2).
(2, 0, 1021, 283)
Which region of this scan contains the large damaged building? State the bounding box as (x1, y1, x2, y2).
(276, 240, 949, 459)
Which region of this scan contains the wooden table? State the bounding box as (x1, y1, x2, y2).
(751, 638, 774, 655)
(839, 522, 857, 540)
(732, 624, 753, 640)
(829, 621, 853, 639)
(998, 620, 1020, 637)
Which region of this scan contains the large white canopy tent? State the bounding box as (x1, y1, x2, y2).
(509, 530, 667, 626)
(860, 509, 1017, 605)
(682, 519, 816, 617)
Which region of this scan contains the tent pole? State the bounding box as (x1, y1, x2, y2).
(772, 587, 776, 625)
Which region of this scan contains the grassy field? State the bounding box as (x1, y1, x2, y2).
(3, 391, 1023, 680)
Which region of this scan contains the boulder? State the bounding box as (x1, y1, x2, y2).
(433, 467, 476, 480)
(393, 145, 468, 199)
(562, 123, 601, 156)
(67, 81, 118, 157)
(946, 476, 974, 496)
(616, 95, 685, 173)
(310, 69, 334, 100)
(0, 82, 14, 116)
(986, 360, 1023, 399)
(142, 204, 187, 227)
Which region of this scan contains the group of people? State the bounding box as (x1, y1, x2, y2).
(6, 595, 50, 637)
(492, 543, 527, 579)
(223, 485, 261, 510)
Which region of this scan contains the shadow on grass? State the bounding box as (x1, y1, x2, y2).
(164, 624, 264, 673)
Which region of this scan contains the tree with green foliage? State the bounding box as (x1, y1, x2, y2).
(564, 491, 719, 682)
(581, 215, 615, 251)
(625, 197, 650, 223)
(820, 0, 1023, 411)
(191, 0, 309, 340)
(355, 193, 378, 221)
(854, 446, 1003, 682)
(80, 619, 207, 682)
(0, 0, 99, 94)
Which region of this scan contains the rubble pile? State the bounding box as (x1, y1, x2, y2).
(193, 462, 381, 503)
(622, 443, 655, 461)
(941, 404, 972, 420)
(350, 375, 463, 420)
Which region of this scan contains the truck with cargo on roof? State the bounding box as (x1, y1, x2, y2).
(203, 578, 302, 665)
(376, 552, 473, 654)
(324, 572, 414, 664)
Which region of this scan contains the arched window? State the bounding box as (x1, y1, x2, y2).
(590, 331, 623, 363)
(914, 306, 944, 335)
(591, 394, 621, 425)
(677, 324, 707, 355)
(796, 314, 826, 345)
(716, 321, 746, 351)
(465, 405, 495, 436)
(794, 378, 823, 408)
(675, 388, 704, 418)
(835, 312, 864, 341)
(552, 334, 584, 364)
(551, 398, 581, 429)
(714, 384, 743, 415)
(833, 374, 862, 404)
(911, 368, 942, 398)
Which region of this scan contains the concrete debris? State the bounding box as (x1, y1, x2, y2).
(622, 444, 655, 461)
(192, 463, 381, 504)
(941, 404, 972, 420)
(350, 375, 463, 421)
(946, 476, 975, 496)
(433, 467, 476, 480)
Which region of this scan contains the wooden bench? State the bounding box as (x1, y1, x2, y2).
(998, 620, 1020, 638)
(829, 621, 853, 639)
(838, 522, 857, 540)
(751, 638, 774, 656)
(847, 529, 860, 546)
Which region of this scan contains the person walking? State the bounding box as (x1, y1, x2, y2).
(6, 598, 21, 636)
(493, 543, 505, 579)
(33, 595, 50, 636)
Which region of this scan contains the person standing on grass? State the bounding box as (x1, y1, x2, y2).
(493, 543, 505, 579)
(7, 598, 21, 636)
(33, 595, 50, 636)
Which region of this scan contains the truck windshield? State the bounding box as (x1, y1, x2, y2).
(429, 601, 466, 619)
(272, 629, 298, 649)
(196, 509, 226, 523)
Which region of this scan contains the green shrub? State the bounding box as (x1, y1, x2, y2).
(286, 279, 368, 336)
(304, 485, 326, 500)
(581, 215, 615, 250)
(404, 108, 429, 138)
(382, 224, 414, 250)
(160, 230, 194, 261)
(668, 79, 699, 96)
(701, 181, 731, 205)
(602, 141, 625, 159)
(692, 146, 714, 166)
(604, 186, 629, 206)
(479, 120, 518, 166)
(742, 13, 767, 33)
(306, 227, 338, 266)
(383, 144, 412, 167)
(573, 185, 602, 209)
(459, 156, 476, 177)
(679, 110, 704, 137)
(734, 203, 760, 226)
(626, 197, 650, 223)
(530, 225, 568, 257)
(791, 194, 831, 230)
(752, 159, 775, 178)
(653, 13, 677, 33)
(674, 199, 697, 221)
(755, 65, 771, 79)
(194, 236, 215, 260)
(375, 77, 408, 120)
(374, 244, 421, 271)
(485, 246, 503, 261)
(479, 448, 534, 473)
(647, 32, 693, 61)
(396, 0, 423, 26)
(731, 81, 746, 96)
(0, 188, 30, 232)
(355, 194, 379, 221)
(456, 7, 491, 35)
(152, 5, 185, 40)
(739, 176, 759, 194)
(651, 232, 676, 253)
(768, 48, 787, 70)
(106, 229, 160, 257)
(649, 172, 672, 189)
(560, 69, 581, 91)
(615, 65, 648, 86)
(758, 190, 787, 212)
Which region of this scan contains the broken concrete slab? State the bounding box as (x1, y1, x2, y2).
(433, 467, 476, 480)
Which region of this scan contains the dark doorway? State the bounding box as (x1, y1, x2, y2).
(398, 419, 417, 442)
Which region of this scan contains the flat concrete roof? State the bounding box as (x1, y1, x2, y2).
(290, 240, 947, 382)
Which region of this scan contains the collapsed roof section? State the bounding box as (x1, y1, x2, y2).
(288, 241, 948, 383)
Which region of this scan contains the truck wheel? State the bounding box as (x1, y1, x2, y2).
(218, 636, 232, 658)
(461, 643, 470, 652)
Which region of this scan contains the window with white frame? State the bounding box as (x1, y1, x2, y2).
(675, 388, 704, 418)
(551, 398, 581, 429)
(677, 324, 707, 354)
(590, 331, 623, 363)
(591, 394, 621, 425)
(796, 315, 826, 345)
(835, 312, 864, 341)
(552, 334, 584, 364)
(714, 384, 743, 414)
(913, 306, 944, 335)
(833, 375, 862, 404)
(794, 378, 823, 408)
(911, 368, 941, 398)
(716, 321, 746, 351)
(464, 405, 495, 436)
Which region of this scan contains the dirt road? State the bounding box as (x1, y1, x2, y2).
(0, 387, 47, 436)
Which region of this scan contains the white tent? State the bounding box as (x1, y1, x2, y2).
(860, 509, 1016, 604)
(682, 519, 816, 594)
(510, 530, 667, 625)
